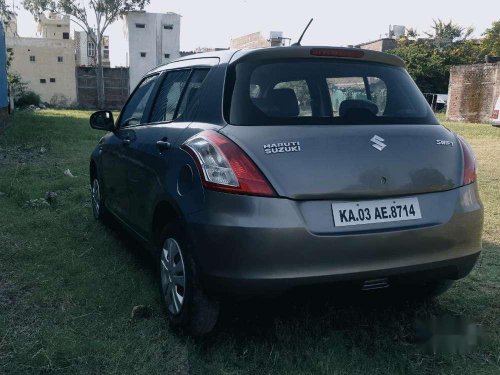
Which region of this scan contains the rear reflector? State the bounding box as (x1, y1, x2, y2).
(457, 136, 477, 185)
(182, 130, 276, 197)
(492, 109, 499, 119)
(310, 48, 364, 58)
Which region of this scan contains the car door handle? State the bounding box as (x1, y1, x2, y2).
(156, 140, 171, 152)
(122, 138, 131, 146)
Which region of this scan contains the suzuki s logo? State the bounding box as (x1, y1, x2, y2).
(371, 135, 386, 151)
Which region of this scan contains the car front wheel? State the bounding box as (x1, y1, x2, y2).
(91, 176, 107, 220)
(159, 224, 219, 336)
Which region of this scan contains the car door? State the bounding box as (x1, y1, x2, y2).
(122, 68, 211, 238)
(101, 74, 159, 222)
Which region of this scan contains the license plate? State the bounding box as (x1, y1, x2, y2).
(332, 197, 422, 227)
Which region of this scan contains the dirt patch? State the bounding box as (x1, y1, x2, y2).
(0, 145, 48, 166)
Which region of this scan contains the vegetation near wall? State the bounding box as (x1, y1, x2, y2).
(390, 19, 500, 94)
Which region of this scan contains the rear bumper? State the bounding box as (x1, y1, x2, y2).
(186, 184, 483, 294)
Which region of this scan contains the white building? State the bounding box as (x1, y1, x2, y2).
(75, 31, 110, 67)
(123, 11, 181, 90)
(6, 14, 76, 105)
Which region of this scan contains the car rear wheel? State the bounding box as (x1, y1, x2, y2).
(420, 279, 455, 298)
(158, 224, 219, 336)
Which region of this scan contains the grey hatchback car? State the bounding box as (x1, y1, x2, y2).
(89, 46, 483, 335)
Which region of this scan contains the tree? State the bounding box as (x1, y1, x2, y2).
(425, 19, 473, 51)
(23, 0, 149, 109)
(0, 0, 13, 20)
(480, 20, 500, 58)
(390, 20, 481, 93)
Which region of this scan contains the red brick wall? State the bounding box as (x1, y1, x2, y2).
(447, 63, 500, 123)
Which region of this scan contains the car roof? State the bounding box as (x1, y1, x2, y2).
(148, 46, 405, 75)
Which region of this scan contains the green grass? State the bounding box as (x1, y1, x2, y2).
(0, 110, 499, 374)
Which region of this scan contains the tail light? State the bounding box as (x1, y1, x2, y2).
(457, 136, 476, 185)
(182, 130, 276, 197)
(492, 109, 499, 119)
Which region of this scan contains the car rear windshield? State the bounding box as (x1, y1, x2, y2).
(224, 58, 438, 126)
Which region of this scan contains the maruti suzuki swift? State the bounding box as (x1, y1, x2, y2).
(89, 47, 483, 335)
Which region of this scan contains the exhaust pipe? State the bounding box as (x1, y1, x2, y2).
(362, 278, 389, 291)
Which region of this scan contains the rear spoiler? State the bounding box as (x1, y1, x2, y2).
(230, 46, 405, 68)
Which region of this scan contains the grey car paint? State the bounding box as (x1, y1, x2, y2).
(90, 46, 483, 295)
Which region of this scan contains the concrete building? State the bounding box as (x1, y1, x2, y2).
(356, 38, 397, 52)
(180, 47, 228, 57)
(447, 62, 500, 123)
(6, 14, 76, 105)
(0, 19, 8, 112)
(123, 11, 181, 90)
(230, 31, 289, 49)
(75, 31, 110, 67)
(355, 25, 404, 52)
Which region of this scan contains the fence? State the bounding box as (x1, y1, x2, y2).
(76, 66, 129, 110)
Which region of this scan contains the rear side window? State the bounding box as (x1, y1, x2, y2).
(150, 70, 191, 123)
(119, 75, 158, 127)
(150, 68, 210, 123)
(226, 59, 437, 126)
(176, 69, 209, 120)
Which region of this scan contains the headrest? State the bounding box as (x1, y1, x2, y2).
(265, 88, 300, 117)
(339, 99, 379, 117)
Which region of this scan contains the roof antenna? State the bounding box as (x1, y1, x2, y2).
(292, 18, 314, 46)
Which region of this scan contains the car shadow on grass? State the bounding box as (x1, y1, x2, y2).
(99, 213, 491, 353)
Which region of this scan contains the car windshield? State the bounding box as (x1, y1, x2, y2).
(225, 58, 438, 126)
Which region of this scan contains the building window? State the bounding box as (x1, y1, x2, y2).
(135, 23, 146, 29)
(63, 32, 69, 39)
(30, 55, 36, 62)
(57, 56, 63, 62)
(50, 78, 56, 83)
(40, 79, 46, 84)
(104, 50, 109, 59)
(140, 52, 147, 57)
(163, 24, 174, 30)
(88, 41, 96, 57)
(164, 53, 170, 58)
(57, 24, 62, 27)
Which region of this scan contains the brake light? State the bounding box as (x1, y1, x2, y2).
(310, 48, 364, 58)
(492, 109, 499, 119)
(457, 136, 476, 185)
(182, 130, 276, 197)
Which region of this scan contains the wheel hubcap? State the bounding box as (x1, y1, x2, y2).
(160, 238, 186, 315)
(92, 179, 100, 215)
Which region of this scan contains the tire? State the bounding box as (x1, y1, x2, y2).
(420, 279, 454, 298)
(90, 175, 108, 221)
(402, 279, 455, 300)
(158, 223, 219, 336)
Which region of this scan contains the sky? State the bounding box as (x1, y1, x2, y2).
(11, 0, 499, 67)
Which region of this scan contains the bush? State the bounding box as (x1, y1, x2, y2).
(15, 91, 41, 108)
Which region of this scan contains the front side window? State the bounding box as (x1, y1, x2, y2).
(119, 75, 159, 127)
(226, 59, 437, 126)
(149, 70, 191, 123)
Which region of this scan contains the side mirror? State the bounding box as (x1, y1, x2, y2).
(90, 110, 115, 131)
